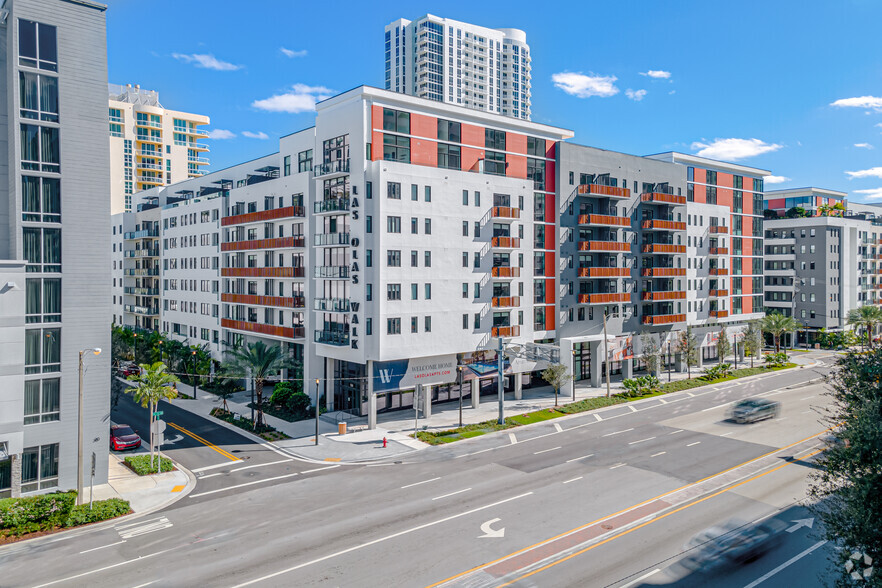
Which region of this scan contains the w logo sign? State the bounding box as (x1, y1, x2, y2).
(379, 369, 394, 384)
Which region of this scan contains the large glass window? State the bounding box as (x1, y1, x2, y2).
(23, 227, 61, 272)
(485, 128, 506, 150)
(527, 158, 544, 190)
(298, 149, 313, 173)
(382, 108, 410, 134)
(484, 151, 506, 176)
(25, 327, 60, 374)
(21, 176, 60, 223)
(21, 443, 59, 493)
(23, 378, 60, 424)
(527, 136, 545, 157)
(25, 278, 61, 323)
(19, 72, 58, 122)
(20, 124, 59, 173)
(437, 119, 461, 142)
(383, 134, 410, 162)
(438, 143, 461, 170)
(322, 134, 349, 165)
(18, 20, 57, 72)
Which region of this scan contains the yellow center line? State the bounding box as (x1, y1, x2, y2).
(426, 426, 835, 588)
(168, 421, 241, 462)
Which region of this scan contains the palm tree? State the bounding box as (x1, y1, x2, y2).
(223, 341, 293, 428)
(847, 305, 882, 348)
(127, 362, 180, 468)
(761, 312, 803, 354)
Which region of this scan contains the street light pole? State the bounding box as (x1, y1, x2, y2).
(572, 349, 577, 401)
(314, 379, 320, 446)
(457, 366, 463, 428)
(191, 350, 197, 398)
(667, 340, 672, 382)
(77, 347, 101, 506)
(497, 336, 505, 426)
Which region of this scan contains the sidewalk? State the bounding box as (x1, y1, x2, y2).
(82, 452, 194, 513)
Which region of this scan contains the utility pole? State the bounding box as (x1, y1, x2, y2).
(497, 336, 505, 425)
(602, 313, 611, 398)
(77, 348, 101, 506)
(191, 350, 197, 398)
(457, 366, 463, 428)
(413, 384, 420, 434)
(314, 379, 320, 446)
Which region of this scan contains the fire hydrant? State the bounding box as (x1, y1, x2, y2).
(383, 437, 387, 448)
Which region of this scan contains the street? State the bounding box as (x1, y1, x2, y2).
(1, 353, 838, 587)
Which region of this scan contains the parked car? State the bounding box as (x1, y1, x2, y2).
(680, 518, 786, 572)
(729, 398, 780, 423)
(119, 364, 140, 377)
(110, 424, 141, 451)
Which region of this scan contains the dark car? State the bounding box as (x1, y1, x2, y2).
(110, 424, 141, 451)
(680, 518, 786, 572)
(729, 398, 780, 424)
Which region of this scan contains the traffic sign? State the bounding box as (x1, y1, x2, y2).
(153, 411, 163, 417)
(155, 432, 164, 447)
(152, 419, 167, 436)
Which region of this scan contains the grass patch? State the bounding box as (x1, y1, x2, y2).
(210, 408, 290, 441)
(123, 455, 174, 475)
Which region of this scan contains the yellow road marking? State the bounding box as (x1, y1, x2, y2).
(324, 458, 342, 462)
(171, 485, 185, 493)
(426, 426, 834, 588)
(168, 421, 241, 462)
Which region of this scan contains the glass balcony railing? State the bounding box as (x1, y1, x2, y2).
(314, 298, 351, 312)
(314, 158, 350, 176)
(314, 199, 351, 214)
(314, 232, 350, 246)
(315, 329, 350, 346)
(314, 266, 350, 279)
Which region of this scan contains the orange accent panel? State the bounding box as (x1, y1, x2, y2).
(742, 276, 753, 295)
(545, 278, 555, 304)
(742, 239, 752, 257)
(716, 187, 733, 209)
(544, 192, 556, 224)
(545, 253, 555, 278)
(371, 105, 383, 161)
(222, 206, 304, 226)
(766, 198, 785, 210)
(694, 168, 706, 184)
(544, 228, 555, 251)
(545, 160, 556, 194)
(506, 153, 527, 179)
(410, 113, 436, 138)
(545, 309, 556, 331)
(410, 137, 437, 167)
(507, 132, 527, 155)
(718, 172, 733, 189)
(461, 146, 484, 173)
(461, 122, 485, 147)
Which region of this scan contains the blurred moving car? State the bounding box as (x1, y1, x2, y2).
(110, 424, 142, 451)
(680, 518, 786, 571)
(729, 398, 780, 423)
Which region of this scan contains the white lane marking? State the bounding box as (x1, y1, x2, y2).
(301, 464, 341, 474)
(191, 462, 235, 473)
(79, 540, 125, 554)
(401, 477, 441, 489)
(118, 517, 173, 539)
(701, 404, 725, 412)
(687, 441, 701, 447)
(534, 446, 562, 455)
(230, 458, 294, 473)
(721, 432, 735, 437)
(650, 451, 666, 457)
(668, 429, 684, 435)
(629, 437, 656, 445)
(189, 472, 299, 498)
(658, 398, 668, 404)
(554, 423, 563, 432)
(620, 568, 661, 588)
(594, 413, 603, 422)
(800, 395, 816, 400)
(509, 432, 518, 444)
(31, 548, 174, 588)
(609, 463, 627, 469)
(627, 405, 638, 413)
(130, 583, 156, 588)
(230, 492, 534, 588)
(603, 428, 635, 437)
(115, 516, 165, 530)
(686, 392, 695, 397)
(199, 472, 224, 479)
(566, 454, 594, 463)
(742, 540, 828, 588)
(563, 476, 583, 484)
(432, 488, 472, 501)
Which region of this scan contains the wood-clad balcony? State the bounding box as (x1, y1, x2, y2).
(577, 184, 631, 198)
(710, 310, 730, 318)
(578, 214, 630, 227)
(709, 289, 729, 297)
(640, 268, 686, 277)
(642, 244, 686, 254)
(578, 240, 630, 252)
(491, 236, 521, 248)
(641, 314, 686, 325)
(710, 225, 729, 234)
(221, 267, 306, 278)
(221, 319, 305, 339)
(578, 267, 630, 278)
(222, 236, 304, 252)
(222, 206, 305, 226)
(578, 293, 630, 304)
(641, 220, 686, 231)
(710, 268, 729, 276)
(221, 294, 306, 308)
(491, 296, 521, 308)
(492, 325, 520, 337)
(640, 192, 687, 205)
(641, 291, 686, 301)
(492, 266, 521, 278)
(491, 206, 520, 219)
(709, 247, 729, 255)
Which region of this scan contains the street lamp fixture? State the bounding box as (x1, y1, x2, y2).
(78, 347, 101, 506)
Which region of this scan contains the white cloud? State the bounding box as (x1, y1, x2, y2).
(640, 70, 671, 79)
(252, 83, 336, 113)
(854, 188, 882, 200)
(625, 89, 647, 101)
(855, 143, 875, 149)
(830, 96, 882, 111)
(764, 175, 791, 184)
(172, 53, 241, 71)
(668, 90, 676, 95)
(207, 129, 236, 140)
(846, 167, 882, 179)
(241, 131, 269, 140)
(280, 47, 307, 58)
(551, 72, 619, 98)
(690, 138, 783, 161)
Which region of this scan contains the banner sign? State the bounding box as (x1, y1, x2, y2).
(608, 336, 634, 361)
(373, 354, 457, 393)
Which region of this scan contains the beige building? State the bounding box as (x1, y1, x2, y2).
(108, 84, 210, 214)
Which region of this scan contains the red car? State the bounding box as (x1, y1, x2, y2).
(110, 424, 141, 451)
(119, 365, 140, 377)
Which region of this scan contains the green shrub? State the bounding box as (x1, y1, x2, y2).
(764, 352, 789, 368)
(64, 498, 131, 527)
(0, 491, 76, 535)
(702, 363, 733, 381)
(621, 375, 661, 398)
(269, 381, 294, 405)
(123, 455, 175, 475)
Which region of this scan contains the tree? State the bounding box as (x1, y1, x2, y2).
(677, 326, 700, 379)
(761, 312, 802, 353)
(716, 325, 731, 363)
(743, 320, 763, 368)
(785, 206, 809, 218)
(763, 209, 779, 219)
(847, 305, 882, 349)
(223, 341, 293, 428)
(127, 362, 179, 468)
(541, 363, 574, 405)
(808, 349, 882, 586)
(640, 333, 662, 378)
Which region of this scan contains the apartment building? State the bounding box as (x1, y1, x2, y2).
(108, 83, 210, 214)
(0, 0, 110, 497)
(385, 15, 531, 120)
(764, 187, 847, 217)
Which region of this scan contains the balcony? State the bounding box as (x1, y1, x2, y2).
(135, 120, 162, 129)
(222, 318, 304, 340)
(222, 267, 305, 278)
(578, 240, 630, 252)
(124, 268, 160, 276)
(136, 162, 163, 171)
(640, 268, 685, 277)
(710, 268, 729, 276)
(492, 207, 520, 220)
(313, 199, 351, 214)
(641, 220, 686, 231)
(314, 329, 350, 346)
(136, 135, 163, 145)
(124, 229, 159, 239)
(709, 289, 729, 297)
(710, 225, 729, 234)
(314, 298, 351, 312)
(578, 267, 630, 278)
(314, 265, 350, 279)
(491, 236, 520, 248)
(491, 296, 520, 308)
(175, 126, 209, 137)
(709, 247, 729, 255)
(189, 142, 209, 151)
(641, 314, 686, 325)
(314, 158, 350, 177)
(641, 192, 686, 205)
(124, 304, 159, 316)
(124, 247, 159, 258)
(577, 184, 631, 198)
(314, 232, 350, 247)
(222, 236, 305, 251)
(578, 293, 630, 304)
(221, 294, 305, 308)
(710, 309, 730, 318)
(137, 175, 163, 185)
(641, 291, 686, 302)
(187, 155, 210, 165)
(492, 266, 521, 278)
(222, 206, 305, 226)
(492, 325, 521, 338)
(578, 214, 630, 227)
(123, 287, 159, 296)
(642, 244, 686, 254)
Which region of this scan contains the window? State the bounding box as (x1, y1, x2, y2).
(21, 176, 60, 223)
(425, 219, 432, 234)
(366, 215, 372, 233)
(463, 314, 469, 329)
(366, 249, 372, 267)
(484, 150, 506, 176)
(485, 128, 506, 150)
(437, 119, 461, 142)
(387, 318, 401, 335)
(425, 284, 432, 299)
(411, 284, 419, 300)
(474, 252, 480, 268)
(475, 192, 481, 207)
(411, 218, 418, 234)
(474, 283, 480, 298)
(527, 158, 544, 190)
(19, 20, 57, 72)
(387, 182, 401, 199)
(411, 317, 419, 333)
(425, 186, 432, 202)
(383, 108, 410, 133)
(366, 318, 372, 336)
(366, 181, 372, 199)
(387, 216, 401, 233)
(23, 227, 61, 273)
(21, 443, 59, 492)
(424, 251, 431, 266)
(462, 190, 469, 206)
(462, 221, 469, 236)
(283, 155, 291, 176)
(438, 144, 461, 170)
(411, 250, 419, 267)
(25, 278, 60, 323)
(387, 284, 402, 300)
(425, 316, 432, 332)
(383, 134, 410, 162)
(387, 250, 401, 267)
(527, 136, 545, 156)
(366, 284, 372, 301)
(298, 149, 313, 173)
(19, 72, 58, 122)
(474, 313, 481, 329)
(462, 283, 468, 298)
(411, 184, 418, 201)
(20, 124, 59, 172)
(23, 378, 60, 424)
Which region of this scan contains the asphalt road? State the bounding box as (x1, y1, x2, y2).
(1, 352, 840, 587)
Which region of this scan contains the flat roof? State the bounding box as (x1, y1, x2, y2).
(764, 187, 847, 198)
(645, 152, 771, 177)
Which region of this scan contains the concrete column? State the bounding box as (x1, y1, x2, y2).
(675, 352, 686, 372)
(561, 338, 575, 398)
(514, 374, 523, 400)
(423, 384, 432, 418)
(590, 340, 602, 388)
(366, 360, 376, 430)
(696, 350, 704, 369)
(622, 358, 633, 380)
(471, 379, 480, 409)
(10, 454, 21, 498)
(325, 358, 333, 412)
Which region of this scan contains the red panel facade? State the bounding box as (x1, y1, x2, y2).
(506, 154, 527, 179)
(461, 122, 485, 147)
(461, 146, 484, 173)
(371, 105, 383, 161)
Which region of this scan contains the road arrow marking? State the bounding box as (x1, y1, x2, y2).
(479, 518, 505, 538)
(786, 518, 815, 533)
(163, 434, 184, 444)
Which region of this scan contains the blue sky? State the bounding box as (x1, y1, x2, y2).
(105, 0, 882, 200)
